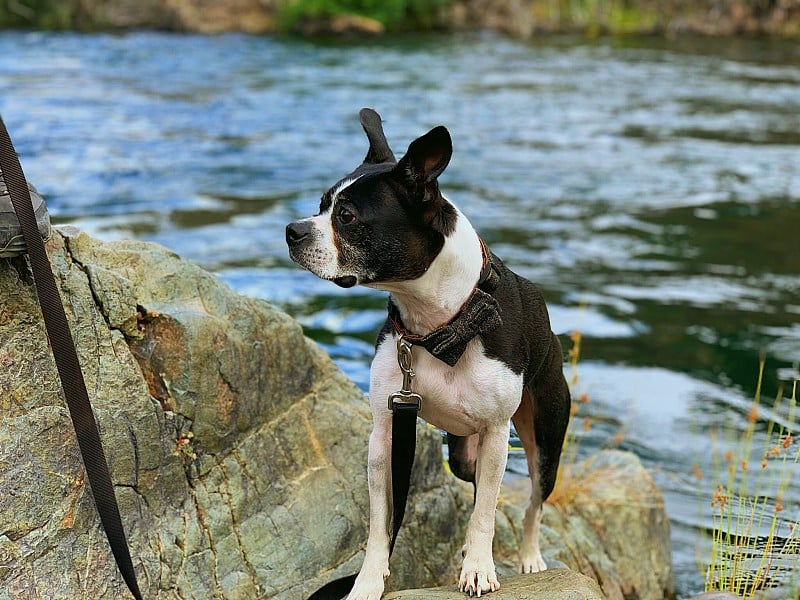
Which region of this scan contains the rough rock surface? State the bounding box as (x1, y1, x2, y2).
(161, 0, 278, 33)
(385, 569, 606, 599)
(0, 228, 672, 599)
(67, 0, 279, 33)
(0, 228, 468, 599)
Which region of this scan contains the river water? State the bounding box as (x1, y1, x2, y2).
(1, 30, 798, 598)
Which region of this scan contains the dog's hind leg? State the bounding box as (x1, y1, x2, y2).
(512, 333, 571, 574)
(511, 388, 547, 573)
(447, 432, 478, 500)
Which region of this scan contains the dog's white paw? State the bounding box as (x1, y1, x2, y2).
(458, 557, 500, 597)
(346, 580, 385, 600)
(519, 550, 548, 574)
(347, 565, 389, 600)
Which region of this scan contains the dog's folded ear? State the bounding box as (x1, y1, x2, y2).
(396, 125, 453, 185)
(360, 108, 396, 165)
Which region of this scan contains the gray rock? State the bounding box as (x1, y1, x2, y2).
(385, 569, 606, 599)
(0, 228, 467, 599)
(0, 228, 674, 599)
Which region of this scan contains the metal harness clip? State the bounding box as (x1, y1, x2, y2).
(388, 336, 422, 411)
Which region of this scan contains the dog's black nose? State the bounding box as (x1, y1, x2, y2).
(286, 221, 312, 246)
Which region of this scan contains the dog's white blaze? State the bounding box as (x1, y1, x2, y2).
(329, 174, 362, 205)
(293, 212, 338, 279)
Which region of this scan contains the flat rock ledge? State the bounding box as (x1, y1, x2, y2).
(385, 569, 605, 599)
(1, 228, 673, 599)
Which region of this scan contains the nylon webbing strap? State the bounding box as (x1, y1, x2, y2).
(389, 404, 418, 554)
(0, 116, 143, 600)
(307, 405, 418, 600)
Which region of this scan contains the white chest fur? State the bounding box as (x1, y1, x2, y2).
(370, 335, 523, 436)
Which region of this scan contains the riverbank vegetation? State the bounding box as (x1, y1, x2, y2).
(555, 331, 800, 595)
(703, 358, 799, 597)
(277, 0, 450, 32)
(484, 0, 800, 36)
(1, 0, 799, 36)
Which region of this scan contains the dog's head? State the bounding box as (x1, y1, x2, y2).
(286, 108, 457, 288)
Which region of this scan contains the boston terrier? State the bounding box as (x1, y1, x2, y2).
(286, 109, 571, 599)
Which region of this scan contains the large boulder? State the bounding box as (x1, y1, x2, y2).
(0, 228, 467, 599)
(0, 228, 672, 599)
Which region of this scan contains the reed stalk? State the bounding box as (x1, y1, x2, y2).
(705, 359, 799, 597)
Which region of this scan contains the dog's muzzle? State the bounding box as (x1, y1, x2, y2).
(286, 220, 357, 288)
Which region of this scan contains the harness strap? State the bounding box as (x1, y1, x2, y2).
(387, 237, 502, 367)
(0, 116, 143, 600)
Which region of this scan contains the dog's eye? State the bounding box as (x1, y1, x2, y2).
(337, 207, 356, 225)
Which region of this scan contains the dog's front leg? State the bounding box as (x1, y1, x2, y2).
(459, 422, 509, 597)
(348, 413, 392, 600)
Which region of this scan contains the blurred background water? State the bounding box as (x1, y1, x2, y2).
(1, 30, 798, 597)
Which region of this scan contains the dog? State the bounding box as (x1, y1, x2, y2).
(286, 109, 571, 599)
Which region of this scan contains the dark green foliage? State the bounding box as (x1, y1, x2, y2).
(278, 0, 452, 31)
(0, 0, 76, 29)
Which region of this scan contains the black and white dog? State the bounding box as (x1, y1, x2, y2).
(286, 109, 571, 599)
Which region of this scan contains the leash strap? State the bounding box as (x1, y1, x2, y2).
(308, 401, 419, 600)
(389, 404, 418, 553)
(0, 116, 143, 600)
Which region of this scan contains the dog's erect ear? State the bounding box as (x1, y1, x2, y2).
(360, 108, 396, 165)
(396, 125, 452, 185)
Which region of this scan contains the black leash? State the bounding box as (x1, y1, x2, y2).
(0, 116, 143, 600)
(309, 340, 420, 600)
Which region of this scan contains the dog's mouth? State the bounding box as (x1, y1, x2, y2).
(332, 275, 357, 288)
(287, 247, 358, 288)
